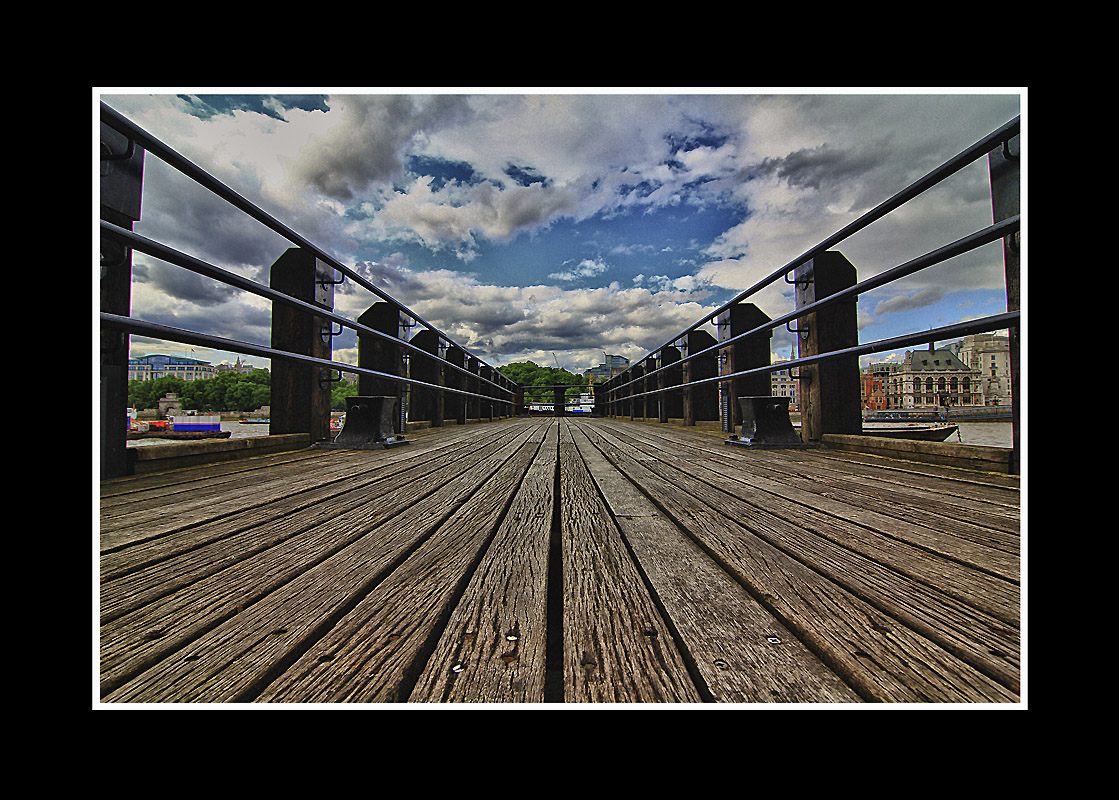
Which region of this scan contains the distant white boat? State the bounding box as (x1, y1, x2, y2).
(172, 414, 222, 432)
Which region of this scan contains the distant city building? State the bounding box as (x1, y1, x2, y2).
(886, 345, 982, 411)
(584, 354, 630, 380)
(861, 362, 900, 411)
(128, 353, 217, 382)
(214, 356, 261, 376)
(954, 333, 1013, 407)
(770, 362, 798, 407)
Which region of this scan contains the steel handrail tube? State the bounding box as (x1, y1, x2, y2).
(606, 213, 1020, 399)
(100, 102, 499, 374)
(99, 220, 513, 399)
(618, 310, 1020, 401)
(100, 312, 514, 407)
(610, 115, 1022, 387)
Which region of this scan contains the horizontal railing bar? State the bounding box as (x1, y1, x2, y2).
(614, 310, 1019, 401)
(615, 115, 1022, 384)
(100, 102, 499, 372)
(608, 213, 1020, 395)
(100, 221, 514, 398)
(100, 312, 514, 406)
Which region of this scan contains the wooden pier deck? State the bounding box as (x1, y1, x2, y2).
(97, 417, 1022, 705)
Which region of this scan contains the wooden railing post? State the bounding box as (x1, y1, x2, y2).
(444, 345, 467, 424)
(633, 363, 646, 420)
(989, 135, 1021, 475)
(408, 329, 444, 427)
(466, 357, 481, 422)
(269, 247, 335, 443)
(794, 251, 861, 442)
(480, 365, 495, 421)
(719, 302, 773, 432)
(354, 301, 407, 435)
(683, 330, 719, 425)
(661, 346, 683, 421)
(100, 122, 145, 477)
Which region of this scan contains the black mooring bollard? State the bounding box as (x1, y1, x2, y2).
(328, 396, 409, 450)
(725, 396, 814, 448)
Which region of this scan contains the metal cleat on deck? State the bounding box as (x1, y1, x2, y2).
(726, 396, 815, 449)
(328, 396, 409, 450)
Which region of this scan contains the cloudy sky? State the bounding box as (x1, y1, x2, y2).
(98, 89, 1023, 375)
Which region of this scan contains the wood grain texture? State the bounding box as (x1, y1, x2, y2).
(99, 416, 1020, 704)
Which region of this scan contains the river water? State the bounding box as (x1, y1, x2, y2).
(863, 420, 1015, 449)
(128, 419, 1018, 449)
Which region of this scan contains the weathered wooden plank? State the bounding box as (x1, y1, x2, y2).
(594, 422, 1020, 660)
(99, 425, 528, 623)
(557, 422, 704, 703)
(408, 420, 559, 703)
(250, 424, 550, 703)
(600, 420, 1020, 586)
(99, 423, 507, 544)
(568, 422, 861, 703)
(576, 419, 1018, 702)
(100, 424, 540, 700)
(98, 446, 341, 506)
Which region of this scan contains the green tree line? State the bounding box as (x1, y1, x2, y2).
(130, 362, 590, 415)
(128, 370, 271, 413)
(497, 361, 589, 399)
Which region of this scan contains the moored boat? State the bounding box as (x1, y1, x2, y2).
(172, 414, 222, 432)
(860, 424, 959, 442)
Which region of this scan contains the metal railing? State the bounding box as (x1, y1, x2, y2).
(99, 101, 517, 471)
(598, 115, 1021, 465)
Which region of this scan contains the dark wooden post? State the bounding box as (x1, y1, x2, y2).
(466, 357, 481, 421)
(794, 251, 861, 443)
(553, 385, 565, 417)
(480, 365, 495, 421)
(650, 354, 668, 423)
(632, 363, 646, 420)
(269, 248, 335, 443)
(408, 329, 444, 427)
(592, 382, 606, 417)
(445, 345, 467, 424)
(661, 347, 683, 420)
(990, 135, 1020, 475)
(719, 303, 774, 432)
(356, 301, 406, 435)
(683, 330, 719, 425)
(100, 121, 145, 477)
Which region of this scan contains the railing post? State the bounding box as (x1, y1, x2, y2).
(445, 345, 467, 424)
(661, 346, 683, 421)
(718, 302, 773, 432)
(683, 330, 719, 425)
(466, 357, 481, 421)
(633, 363, 646, 420)
(794, 251, 861, 442)
(100, 121, 145, 477)
(269, 247, 335, 443)
(354, 301, 406, 436)
(649, 353, 666, 423)
(989, 135, 1021, 475)
(408, 329, 444, 427)
(480, 365, 495, 421)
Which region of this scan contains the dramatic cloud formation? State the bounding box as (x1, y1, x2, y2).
(101, 90, 1022, 373)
